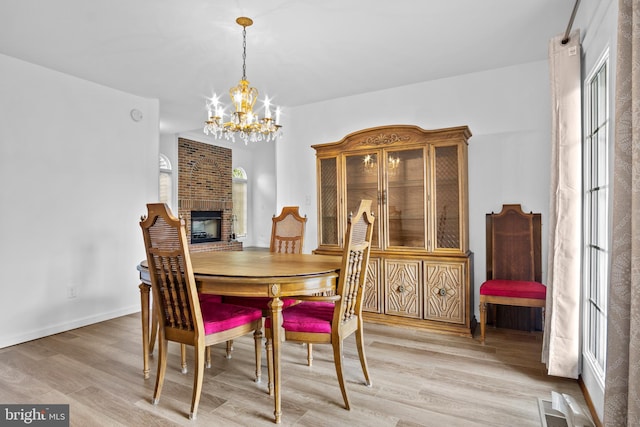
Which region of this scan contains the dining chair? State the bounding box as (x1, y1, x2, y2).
(269, 205, 307, 253)
(223, 206, 307, 361)
(479, 204, 546, 344)
(140, 203, 263, 419)
(265, 199, 375, 409)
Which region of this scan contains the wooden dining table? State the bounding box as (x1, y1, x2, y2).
(137, 250, 341, 424)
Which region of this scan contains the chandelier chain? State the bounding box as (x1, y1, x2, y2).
(241, 26, 247, 81)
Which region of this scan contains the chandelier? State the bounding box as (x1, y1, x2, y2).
(204, 17, 282, 144)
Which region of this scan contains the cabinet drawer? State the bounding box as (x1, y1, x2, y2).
(384, 259, 422, 318)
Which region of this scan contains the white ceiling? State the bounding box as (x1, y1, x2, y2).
(0, 0, 576, 134)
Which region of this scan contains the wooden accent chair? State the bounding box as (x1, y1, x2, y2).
(223, 206, 307, 362)
(479, 204, 546, 344)
(140, 203, 263, 419)
(265, 200, 375, 409)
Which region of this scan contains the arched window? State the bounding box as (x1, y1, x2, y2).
(232, 167, 247, 237)
(159, 154, 172, 206)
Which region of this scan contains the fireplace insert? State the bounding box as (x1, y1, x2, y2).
(190, 211, 222, 244)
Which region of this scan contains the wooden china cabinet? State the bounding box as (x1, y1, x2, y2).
(312, 124, 476, 336)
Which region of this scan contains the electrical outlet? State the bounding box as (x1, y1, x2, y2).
(67, 286, 77, 299)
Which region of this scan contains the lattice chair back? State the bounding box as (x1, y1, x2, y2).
(488, 205, 540, 282)
(334, 199, 375, 328)
(270, 206, 307, 254)
(140, 203, 203, 342)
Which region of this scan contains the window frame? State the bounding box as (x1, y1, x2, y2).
(232, 167, 248, 238)
(159, 153, 173, 207)
(581, 48, 609, 391)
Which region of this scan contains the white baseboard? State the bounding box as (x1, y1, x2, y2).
(0, 306, 140, 349)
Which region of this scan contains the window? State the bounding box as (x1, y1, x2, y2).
(232, 167, 247, 237)
(582, 52, 609, 382)
(159, 154, 172, 206)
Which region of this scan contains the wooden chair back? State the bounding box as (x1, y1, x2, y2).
(270, 206, 307, 254)
(333, 200, 375, 331)
(486, 204, 542, 282)
(140, 203, 203, 343)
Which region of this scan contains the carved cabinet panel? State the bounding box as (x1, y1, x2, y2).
(362, 257, 382, 313)
(384, 259, 422, 318)
(424, 260, 467, 324)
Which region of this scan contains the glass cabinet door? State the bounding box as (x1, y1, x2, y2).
(318, 157, 339, 246)
(345, 152, 380, 248)
(432, 145, 461, 251)
(385, 148, 425, 248)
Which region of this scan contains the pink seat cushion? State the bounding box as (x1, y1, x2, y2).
(265, 301, 335, 334)
(222, 296, 299, 311)
(198, 294, 222, 304)
(480, 279, 546, 300)
(199, 301, 262, 335)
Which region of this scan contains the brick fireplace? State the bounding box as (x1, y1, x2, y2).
(178, 137, 242, 253)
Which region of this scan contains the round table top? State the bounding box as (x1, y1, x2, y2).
(138, 251, 342, 280)
(189, 251, 342, 278)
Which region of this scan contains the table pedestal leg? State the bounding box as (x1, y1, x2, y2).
(139, 283, 151, 379)
(269, 296, 284, 424)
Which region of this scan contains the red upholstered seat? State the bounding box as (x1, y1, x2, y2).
(264, 301, 335, 334)
(200, 301, 262, 334)
(480, 279, 546, 300)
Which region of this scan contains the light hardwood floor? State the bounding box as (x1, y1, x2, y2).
(0, 314, 586, 426)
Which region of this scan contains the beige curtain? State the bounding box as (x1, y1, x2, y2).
(604, 1, 640, 425)
(541, 29, 582, 379)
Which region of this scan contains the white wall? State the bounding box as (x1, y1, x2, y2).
(0, 53, 159, 348)
(278, 60, 552, 318)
